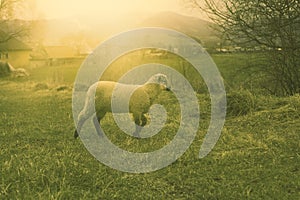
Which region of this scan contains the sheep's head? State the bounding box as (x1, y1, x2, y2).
(147, 73, 171, 91)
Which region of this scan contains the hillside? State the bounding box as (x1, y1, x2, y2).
(140, 12, 219, 45)
(1, 12, 219, 49)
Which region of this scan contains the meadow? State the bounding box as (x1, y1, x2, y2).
(0, 52, 299, 199)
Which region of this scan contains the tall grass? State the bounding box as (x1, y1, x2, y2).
(0, 53, 299, 199)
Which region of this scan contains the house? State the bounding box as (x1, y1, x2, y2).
(76, 42, 93, 57)
(30, 45, 82, 67)
(45, 46, 77, 65)
(0, 30, 32, 68)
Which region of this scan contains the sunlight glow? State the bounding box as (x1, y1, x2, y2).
(35, 0, 182, 20)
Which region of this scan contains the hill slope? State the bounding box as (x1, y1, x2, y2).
(1, 12, 219, 49)
(140, 12, 219, 47)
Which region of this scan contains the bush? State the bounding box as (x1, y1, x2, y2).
(288, 94, 300, 111)
(56, 85, 70, 91)
(226, 89, 255, 117)
(0, 61, 12, 77)
(34, 82, 49, 91)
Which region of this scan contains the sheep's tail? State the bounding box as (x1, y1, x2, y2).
(74, 82, 99, 138)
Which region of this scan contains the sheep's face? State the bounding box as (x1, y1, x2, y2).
(148, 73, 171, 91)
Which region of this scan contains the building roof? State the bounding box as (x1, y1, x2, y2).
(0, 30, 31, 51)
(44, 46, 76, 58)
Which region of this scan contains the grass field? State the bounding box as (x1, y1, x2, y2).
(0, 53, 299, 199)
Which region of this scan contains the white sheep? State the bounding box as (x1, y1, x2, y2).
(74, 73, 171, 138)
(0, 61, 29, 77)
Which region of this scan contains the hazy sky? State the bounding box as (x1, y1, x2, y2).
(33, 0, 190, 19)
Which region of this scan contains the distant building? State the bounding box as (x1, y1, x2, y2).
(45, 46, 77, 65)
(30, 45, 82, 67)
(0, 30, 32, 68)
(76, 42, 93, 57)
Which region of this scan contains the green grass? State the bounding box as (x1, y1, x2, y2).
(0, 53, 299, 199)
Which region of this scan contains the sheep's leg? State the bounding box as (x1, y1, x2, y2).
(93, 112, 106, 138)
(74, 112, 90, 138)
(140, 114, 147, 126)
(133, 113, 141, 138)
(74, 91, 95, 138)
(133, 125, 142, 138)
(133, 113, 147, 138)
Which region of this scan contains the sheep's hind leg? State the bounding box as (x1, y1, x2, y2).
(93, 112, 106, 138)
(74, 111, 105, 139)
(74, 113, 89, 138)
(93, 115, 103, 137)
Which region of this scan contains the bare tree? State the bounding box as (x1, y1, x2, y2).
(188, 0, 300, 95)
(0, 0, 28, 43)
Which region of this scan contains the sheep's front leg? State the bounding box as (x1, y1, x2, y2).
(133, 113, 147, 138)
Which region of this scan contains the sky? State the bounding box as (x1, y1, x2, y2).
(33, 0, 184, 19)
(23, 0, 204, 20)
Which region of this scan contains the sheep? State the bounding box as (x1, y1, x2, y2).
(0, 61, 28, 77)
(74, 73, 171, 138)
(11, 68, 29, 77)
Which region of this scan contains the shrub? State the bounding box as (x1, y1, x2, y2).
(34, 82, 49, 91)
(0, 61, 12, 77)
(226, 89, 255, 117)
(288, 94, 300, 111)
(56, 85, 70, 91)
